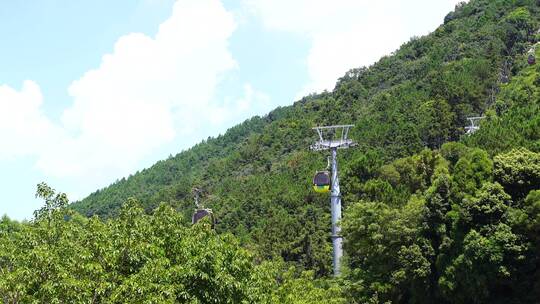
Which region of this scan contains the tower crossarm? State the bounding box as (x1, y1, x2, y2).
(310, 125, 356, 151)
(465, 116, 485, 134)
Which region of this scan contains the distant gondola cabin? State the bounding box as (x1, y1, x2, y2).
(528, 53, 536, 65)
(192, 209, 215, 228)
(313, 171, 331, 193)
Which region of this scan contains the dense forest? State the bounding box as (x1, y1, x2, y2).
(2, 0, 540, 302)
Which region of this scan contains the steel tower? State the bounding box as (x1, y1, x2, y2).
(310, 125, 356, 276)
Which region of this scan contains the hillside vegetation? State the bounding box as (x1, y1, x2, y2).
(2, 0, 540, 302)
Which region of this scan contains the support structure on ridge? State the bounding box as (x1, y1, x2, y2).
(465, 116, 485, 135)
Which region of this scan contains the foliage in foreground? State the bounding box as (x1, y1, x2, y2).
(0, 183, 344, 303)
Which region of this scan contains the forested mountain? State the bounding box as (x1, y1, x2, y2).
(2, 0, 540, 302)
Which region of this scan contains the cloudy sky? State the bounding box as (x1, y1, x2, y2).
(0, 0, 463, 220)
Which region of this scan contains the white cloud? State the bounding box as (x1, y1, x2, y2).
(245, 0, 466, 96)
(43, 0, 237, 179)
(0, 81, 62, 160)
(0, 0, 273, 199)
(32, 0, 238, 188)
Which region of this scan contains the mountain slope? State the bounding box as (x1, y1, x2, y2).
(72, 0, 540, 279)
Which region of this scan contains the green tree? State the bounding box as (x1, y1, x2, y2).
(493, 148, 540, 198)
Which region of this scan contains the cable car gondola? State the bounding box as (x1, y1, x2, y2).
(527, 43, 537, 65)
(313, 171, 331, 193)
(192, 208, 215, 228)
(191, 187, 215, 228)
(528, 53, 536, 65)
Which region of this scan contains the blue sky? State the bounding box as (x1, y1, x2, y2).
(0, 0, 463, 220)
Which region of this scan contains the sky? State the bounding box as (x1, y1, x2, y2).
(0, 0, 464, 220)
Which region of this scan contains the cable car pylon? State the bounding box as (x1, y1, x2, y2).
(310, 125, 356, 277)
(465, 116, 485, 135)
